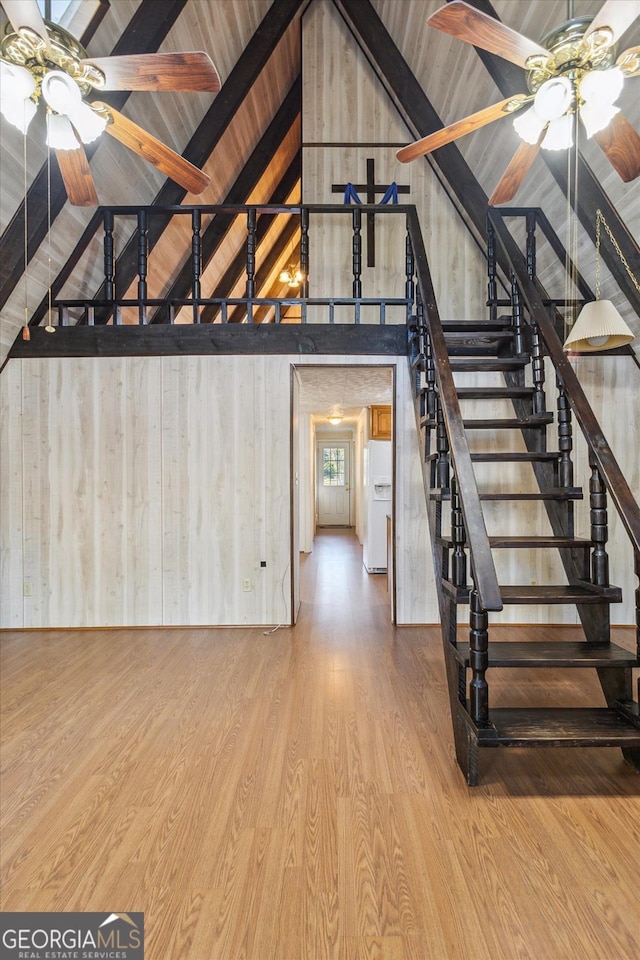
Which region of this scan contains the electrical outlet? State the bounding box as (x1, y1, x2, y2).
(243, 578, 252, 592)
(23, 581, 33, 597)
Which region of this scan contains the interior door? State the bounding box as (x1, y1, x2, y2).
(317, 442, 350, 526)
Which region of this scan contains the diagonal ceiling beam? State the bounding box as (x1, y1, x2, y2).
(0, 0, 189, 311)
(151, 79, 301, 323)
(331, 0, 493, 256)
(461, 0, 640, 315)
(88, 0, 310, 317)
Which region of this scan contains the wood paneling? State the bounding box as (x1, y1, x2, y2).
(302, 0, 488, 320)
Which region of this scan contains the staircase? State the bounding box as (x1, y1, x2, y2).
(408, 208, 640, 786)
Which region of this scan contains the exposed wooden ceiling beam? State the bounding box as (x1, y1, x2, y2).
(0, 0, 189, 312)
(88, 0, 309, 318)
(461, 0, 640, 316)
(331, 0, 493, 258)
(151, 82, 302, 324)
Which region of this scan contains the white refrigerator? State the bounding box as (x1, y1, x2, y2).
(363, 440, 392, 573)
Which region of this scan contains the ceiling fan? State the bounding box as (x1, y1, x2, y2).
(397, 0, 640, 204)
(0, 0, 221, 205)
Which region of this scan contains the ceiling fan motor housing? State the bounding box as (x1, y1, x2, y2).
(525, 15, 618, 95)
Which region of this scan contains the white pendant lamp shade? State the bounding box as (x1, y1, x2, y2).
(563, 300, 635, 352)
(0, 61, 37, 133)
(46, 112, 79, 150)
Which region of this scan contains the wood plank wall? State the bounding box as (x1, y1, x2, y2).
(0, 354, 437, 629)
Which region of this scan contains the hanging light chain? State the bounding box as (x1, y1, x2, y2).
(595, 208, 640, 299)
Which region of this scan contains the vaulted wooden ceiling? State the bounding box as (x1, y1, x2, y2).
(1, 0, 638, 362)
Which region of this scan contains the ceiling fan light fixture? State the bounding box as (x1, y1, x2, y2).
(579, 66, 624, 105)
(534, 76, 573, 121)
(46, 111, 79, 151)
(513, 105, 546, 144)
(541, 113, 574, 150)
(42, 70, 82, 115)
(580, 99, 619, 137)
(0, 93, 37, 133)
(70, 101, 108, 144)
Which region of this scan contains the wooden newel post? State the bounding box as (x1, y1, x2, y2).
(469, 588, 489, 725)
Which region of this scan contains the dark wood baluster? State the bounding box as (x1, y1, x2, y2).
(510, 273, 526, 356)
(451, 472, 467, 589)
(487, 218, 497, 322)
(435, 397, 450, 490)
(405, 225, 415, 324)
(191, 208, 201, 324)
(352, 206, 362, 299)
(137, 209, 148, 325)
(526, 210, 537, 279)
(589, 459, 610, 587)
(469, 587, 489, 725)
(556, 380, 574, 487)
(300, 207, 309, 300)
(530, 319, 546, 414)
(103, 209, 116, 323)
(424, 321, 436, 421)
(246, 207, 257, 324)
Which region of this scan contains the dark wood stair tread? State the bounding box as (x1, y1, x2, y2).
(421, 414, 553, 429)
(450, 640, 638, 668)
(450, 357, 529, 371)
(442, 320, 514, 331)
(442, 581, 622, 604)
(463, 415, 554, 429)
(471, 452, 560, 462)
(476, 708, 640, 747)
(456, 387, 536, 400)
(432, 489, 583, 501)
(436, 535, 592, 549)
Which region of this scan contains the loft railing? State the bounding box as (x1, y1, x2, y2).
(36, 203, 417, 329)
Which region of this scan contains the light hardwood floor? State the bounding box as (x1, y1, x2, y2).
(1, 528, 639, 959)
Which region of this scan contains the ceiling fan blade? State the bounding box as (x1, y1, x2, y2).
(2, 0, 50, 49)
(594, 112, 640, 182)
(616, 45, 640, 77)
(583, 0, 640, 44)
(94, 102, 210, 194)
(397, 94, 530, 163)
(80, 52, 221, 92)
(489, 139, 542, 205)
(55, 145, 99, 206)
(427, 1, 549, 69)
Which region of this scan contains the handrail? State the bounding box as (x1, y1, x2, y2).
(489, 208, 640, 556)
(406, 206, 502, 612)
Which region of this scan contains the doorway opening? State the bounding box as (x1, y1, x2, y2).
(291, 363, 395, 624)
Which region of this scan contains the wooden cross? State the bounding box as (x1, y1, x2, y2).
(332, 158, 410, 267)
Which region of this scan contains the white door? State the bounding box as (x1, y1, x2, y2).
(317, 442, 350, 526)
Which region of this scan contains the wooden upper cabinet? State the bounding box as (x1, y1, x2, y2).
(371, 405, 391, 440)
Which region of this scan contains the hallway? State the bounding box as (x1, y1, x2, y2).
(1, 534, 639, 959)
